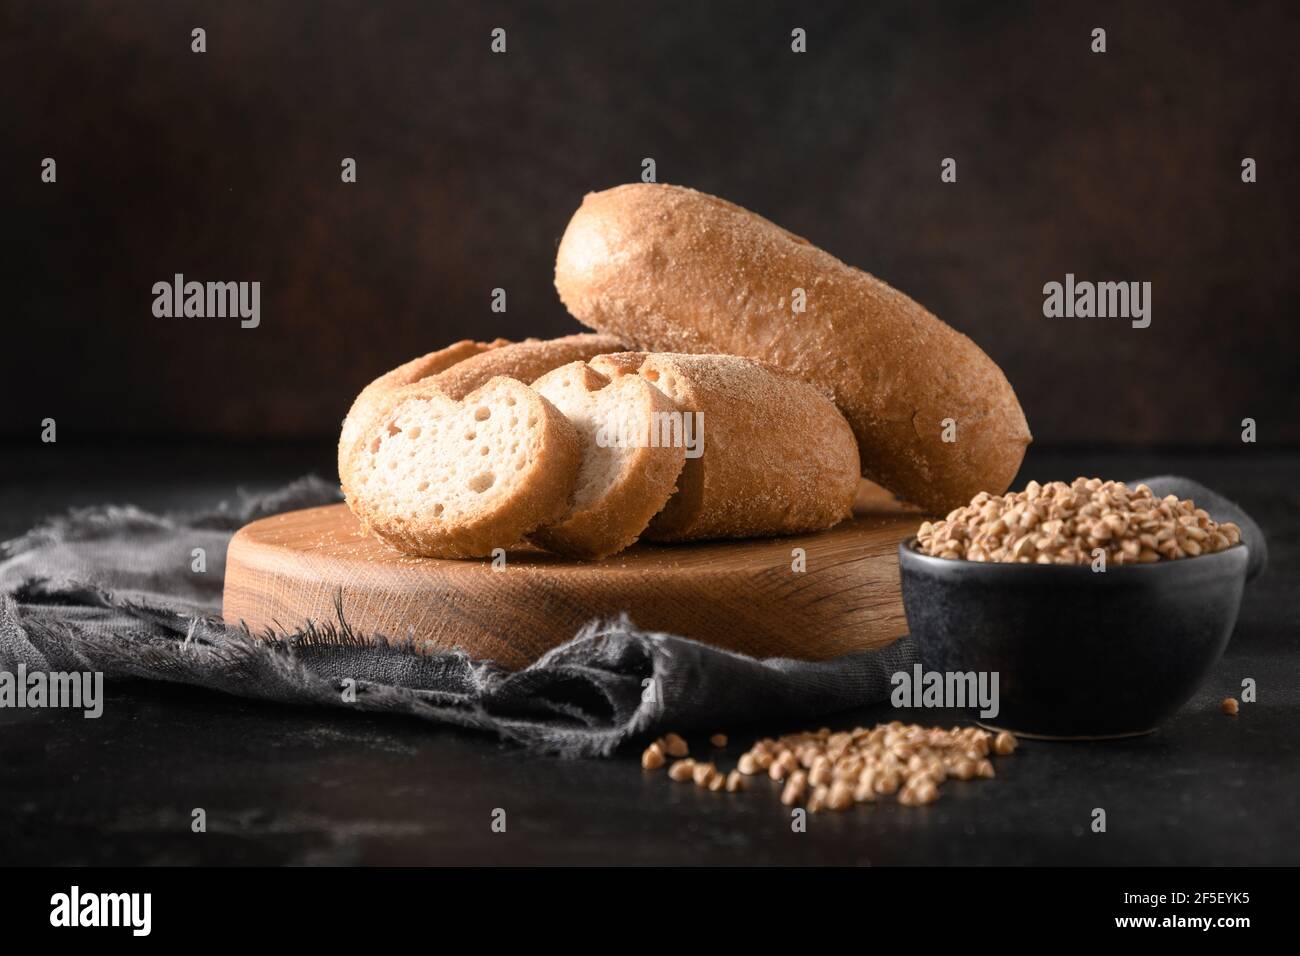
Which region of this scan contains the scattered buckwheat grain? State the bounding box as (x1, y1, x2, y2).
(661, 721, 1022, 812)
(641, 742, 665, 770)
(692, 762, 716, 787)
(662, 732, 690, 758)
(667, 759, 695, 782)
(781, 770, 808, 806)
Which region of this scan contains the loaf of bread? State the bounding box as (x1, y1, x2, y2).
(343, 377, 582, 558)
(555, 184, 1031, 513)
(339, 333, 623, 495)
(528, 361, 685, 559)
(588, 352, 859, 541)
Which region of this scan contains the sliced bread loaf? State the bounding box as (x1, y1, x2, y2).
(344, 376, 582, 558)
(338, 333, 624, 495)
(528, 361, 686, 559)
(588, 352, 860, 542)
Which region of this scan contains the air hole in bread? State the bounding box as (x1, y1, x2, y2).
(369, 438, 381, 454)
(474, 407, 491, 422)
(433, 504, 444, 517)
(479, 446, 489, 455)
(417, 481, 429, 492)
(407, 426, 422, 440)
(468, 472, 495, 493)
(464, 430, 476, 441)
(643, 369, 660, 382)
(528, 416, 537, 427)
(386, 422, 401, 436)
(506, 396, 516, 406)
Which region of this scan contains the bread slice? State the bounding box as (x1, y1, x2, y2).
(588, 352, 860, 542)
(343, 376, 582, 559)
(338, 338, 509, 494)
(338, 333, 623, 495)
(528, 361, 686, 559)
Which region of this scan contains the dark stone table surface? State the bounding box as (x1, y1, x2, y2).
(1, 442, 1296, 865)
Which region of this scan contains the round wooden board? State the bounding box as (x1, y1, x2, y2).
(222, 495, 920, 669)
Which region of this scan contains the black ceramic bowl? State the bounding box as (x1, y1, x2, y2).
(898, 540, 1249, 738)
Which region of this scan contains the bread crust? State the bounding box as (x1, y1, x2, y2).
(529, 361, 686, 559)
(555, 183, 1031, 513)
(427, 333, 625, 401)
(343, 376, 581, 559)
(589, 352, 859, 542)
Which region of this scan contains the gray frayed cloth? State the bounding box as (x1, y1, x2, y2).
(0, 477, 916, 756)
(0, 474, 1263, 757)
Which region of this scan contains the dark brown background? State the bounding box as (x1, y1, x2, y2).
(2, 0, 1296, 445)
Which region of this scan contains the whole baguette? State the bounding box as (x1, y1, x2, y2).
(588, 352, 859, 542)
(555, 183, 1031, 512)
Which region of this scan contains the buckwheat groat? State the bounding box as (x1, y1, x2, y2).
(916, 477, 1243, 565)
(554, 183, 1031, 512)
(728, 722, 1015, 810)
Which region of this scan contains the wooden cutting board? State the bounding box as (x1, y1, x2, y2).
(222, 485, 920, 668)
